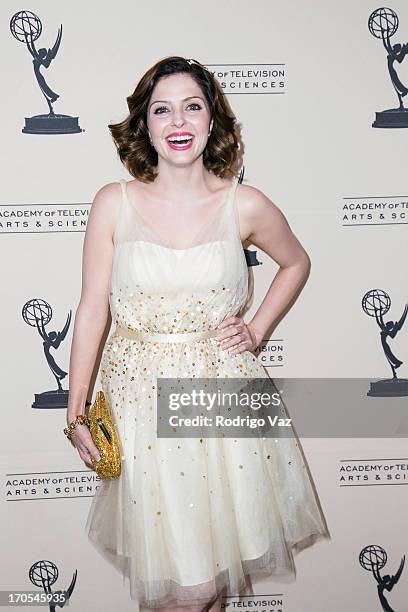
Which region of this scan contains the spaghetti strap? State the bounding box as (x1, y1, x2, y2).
(118, 179, 127, 206)
(113, 180, 128, 244)
(227, 175, 241, 244)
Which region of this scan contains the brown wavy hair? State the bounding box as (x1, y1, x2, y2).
(108, 56, 242, 183)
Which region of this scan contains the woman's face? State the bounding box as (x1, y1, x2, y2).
(146, 72, 212, 168)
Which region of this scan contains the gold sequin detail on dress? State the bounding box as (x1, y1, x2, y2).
(85, 176, 330, 610)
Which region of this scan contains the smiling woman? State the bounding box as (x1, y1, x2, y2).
(66, 55, 330, 612)
(107, 56, 240, 182)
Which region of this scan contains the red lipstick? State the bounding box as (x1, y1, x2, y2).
(166, 131, 194, 151)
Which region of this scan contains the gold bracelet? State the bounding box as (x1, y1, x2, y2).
(63, 414, 90, 441)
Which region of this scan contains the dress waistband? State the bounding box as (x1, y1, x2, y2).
(114, 325, 220, 344)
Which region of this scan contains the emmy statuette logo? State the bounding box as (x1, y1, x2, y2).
(360, 545, 405, 612)
(10, 10, 83, 134)
(368, 7, 408, 128)
(22, 299, 72, 409)
(362, 289, 408, 396)
(29, 560, 77, 610)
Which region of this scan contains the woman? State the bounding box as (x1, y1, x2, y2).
(65, 56, 330, 611)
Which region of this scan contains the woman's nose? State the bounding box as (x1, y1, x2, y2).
(171, 111, 185, 127)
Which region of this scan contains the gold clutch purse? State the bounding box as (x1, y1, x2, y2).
(87, 390, 122, 479)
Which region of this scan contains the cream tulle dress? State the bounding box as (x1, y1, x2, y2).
(85, 175, 330, 610)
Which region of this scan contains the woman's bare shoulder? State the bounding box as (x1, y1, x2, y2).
(92, 180, 122, 205)
(237, 178, 279, 216)
(236, 180, 278, 211)
(87, 180, 123, 236)
(235, 180, 281, 244)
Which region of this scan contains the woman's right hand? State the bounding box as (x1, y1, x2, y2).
(70, 424, 102, 470)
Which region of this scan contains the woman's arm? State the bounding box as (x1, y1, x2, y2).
(239, 184, 311, 347)
(66, 181, 120, 466)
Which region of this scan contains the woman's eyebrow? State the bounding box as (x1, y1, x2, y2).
(149, 96, 204, 109)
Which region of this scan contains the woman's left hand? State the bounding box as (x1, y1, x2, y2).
(216, 316, 262, 355)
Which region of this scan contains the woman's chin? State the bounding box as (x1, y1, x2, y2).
(158, 149, 205, 166)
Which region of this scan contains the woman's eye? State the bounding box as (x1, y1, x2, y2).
(152, 103, 201, 115)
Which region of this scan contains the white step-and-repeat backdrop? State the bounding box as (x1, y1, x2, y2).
(1, 1, 407, 610)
